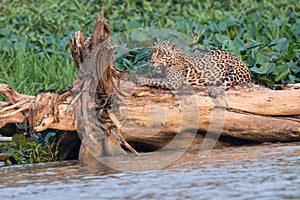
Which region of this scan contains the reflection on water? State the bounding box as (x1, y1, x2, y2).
(0, 142, 299, 200)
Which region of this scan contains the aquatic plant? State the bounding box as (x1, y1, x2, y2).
(2, 131, 60, 165)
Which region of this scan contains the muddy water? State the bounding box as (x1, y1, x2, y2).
(0, 142, 299, 200)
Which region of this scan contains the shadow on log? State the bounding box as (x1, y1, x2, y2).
(0, 8, 299, 158)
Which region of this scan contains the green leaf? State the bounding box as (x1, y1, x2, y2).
(292, 20, 300, 35)
(134, 51, 151, 63)
(218, 16, 240, 31)
(229, 37, 244, 51)
(258, 76, 275, 87)
(218, 21, 228, 31)
(0, 28, 11, 37)
(273, 64, 290, 82)
(218, 20, 236, 31)
(12, 134, 26, 148)
(18, 124, 26, 130)
(272, 64, 288, 75)
(231, 49, 242, 59)
(14, 42, 25, 51)
(44, 132, 56, 145)
(288, 74, 296, 83)
(293, 68, 300, 74)
(269, 38, 287, 46)
(26, 140, 38, 148)
(114, 63, 126, 71)
(262, 62, 276, 74)
(215, 34, 231, 43)
(286, 45, 298, 61)
(250, 62, 275, 74)
(269, 38, 289, 51)
(0, 38, 13, 51)
(34, 132, 43, 144)
(5, 159, 12, 166)
(122, 58, 134, 69)
(256, 52, 271, 64)
(233, 37, 245, 51)
(29, 157, 34, 164)
(246, 55, 256, 66)
(245, 42, 262, 50)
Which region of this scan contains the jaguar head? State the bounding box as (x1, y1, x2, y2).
(150, 40, 178, 73)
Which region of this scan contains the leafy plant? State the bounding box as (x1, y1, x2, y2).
(115, 48, 152, 75)
(214, 36, 300, 86)
(7, 131, 59, 165)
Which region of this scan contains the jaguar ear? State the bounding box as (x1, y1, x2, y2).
(152, 41, 157, 46)
(170, 42, 178, 50)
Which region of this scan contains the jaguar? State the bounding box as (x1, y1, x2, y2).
(134, 40, 251, 98)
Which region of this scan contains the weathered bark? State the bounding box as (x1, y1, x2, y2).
(69, 7, 139, 156)
(111, 83, 300, 151)
(0, 8, 299, 156)
(0, 84, 75, 133)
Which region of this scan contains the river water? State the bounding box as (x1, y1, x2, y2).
(0, 142, 299, 200)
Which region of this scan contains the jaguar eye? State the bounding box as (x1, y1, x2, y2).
(156, 52, 163, 59)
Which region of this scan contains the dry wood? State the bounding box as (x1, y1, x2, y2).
(0, 154, 10, 162)
(0, 84, 75, 132)
(112, 83, 300, 151)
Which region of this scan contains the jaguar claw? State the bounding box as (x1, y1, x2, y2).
(208, 87, 224, 98)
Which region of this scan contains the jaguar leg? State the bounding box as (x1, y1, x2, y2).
(208, 68, 235, 98)
(134, 68, 184, 90)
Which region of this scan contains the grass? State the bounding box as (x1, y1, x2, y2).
(0, 49, 75, 95)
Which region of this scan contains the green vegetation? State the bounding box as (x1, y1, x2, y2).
(1, 0, 299, 91)
(0, 130, 60, 165)
(0, 0, 299, 164)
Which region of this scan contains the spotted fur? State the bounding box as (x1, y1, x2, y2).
(135, 40, 251, 97)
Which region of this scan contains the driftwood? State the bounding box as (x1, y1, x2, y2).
(0, 8, 300, 156)
(113, 84, 300, 151)
(0, 84, 75, 133)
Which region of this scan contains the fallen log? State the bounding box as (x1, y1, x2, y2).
(112, 83, 300, 151)
(0, 8, 299, 157)
(0, 84, 75, 133)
